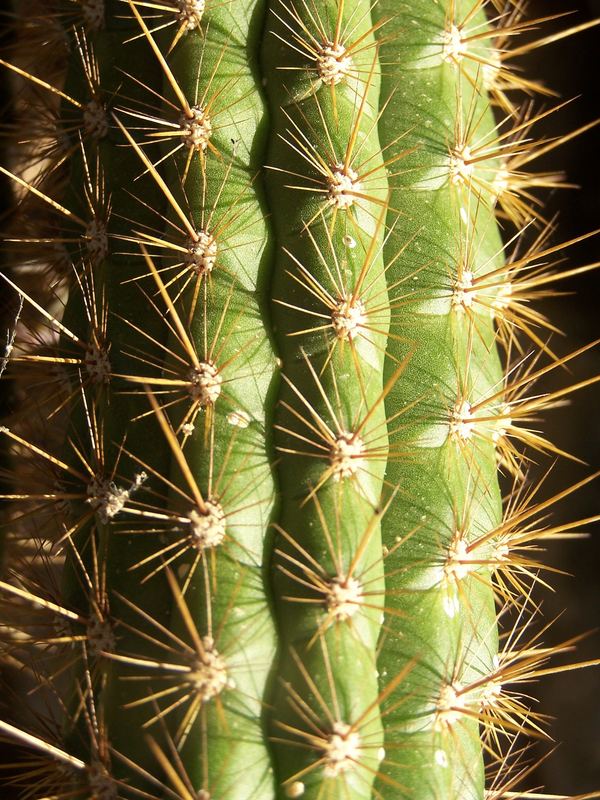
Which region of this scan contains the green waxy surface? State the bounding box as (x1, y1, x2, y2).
(263, 1, 392, 796)
(110, 1, 278, 795)
(371, 1, 504, 797)
(55, 1, 278, 794)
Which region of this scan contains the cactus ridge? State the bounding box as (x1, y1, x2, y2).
(0, 1, 599, 799)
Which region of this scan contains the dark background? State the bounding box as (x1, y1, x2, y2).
(507, 1, 600, 794)
(0, 0, 598, 796)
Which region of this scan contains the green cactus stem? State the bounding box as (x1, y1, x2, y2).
(0, 2, 598, 799)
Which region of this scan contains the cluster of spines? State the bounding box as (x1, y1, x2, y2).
(0, 1, 599, 799)
(263, 3, 393, 796)
(1, 0, 278, 796)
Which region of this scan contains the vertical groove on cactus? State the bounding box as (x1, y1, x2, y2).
(0, 2, 599, 799)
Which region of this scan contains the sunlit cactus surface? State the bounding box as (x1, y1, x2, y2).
(0, 1, 599, 799)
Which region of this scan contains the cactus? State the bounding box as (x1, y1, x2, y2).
(0, 1, 599, 799)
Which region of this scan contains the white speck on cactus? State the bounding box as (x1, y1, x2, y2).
(452, 270, 475, 312)
(185, 230, 218, 276)
(317, 42, 352, 86)
(187, 499, 226, 549)
(328, 164, 361, 210)
(435, 682, 466, 730)
(177, 0, 206, 30)
(444, 534, 478, 583)
(442, 588, 460, 618)
(327, 576, 363, 621)
(188, 360, 222, 405)
(180, 104, 212, 152)
(449, 144, 475, 186)
(323, 721, 361, 777)
(441, 24, 467, 64)
(330, 432, 365, 480)
(285, 782, 305, 798)
(332, 297, 366, 340)
(187, 636, 229, 701)
(449, 399, 475, 441)
(492, 165, 511, 201)
(482, 48, 502, 90)
(491, 280, 513, 319)
(227, 410, 251, 428)
(87, 472, 146, 523)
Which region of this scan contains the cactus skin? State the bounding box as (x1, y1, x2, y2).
(371, 4, 503, 798)
(262, 3, 390, 797)
(0, 2, 598, 799)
